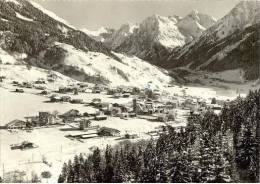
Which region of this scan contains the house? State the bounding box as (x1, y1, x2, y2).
(123, 93, 131, 98)
(0, 76, 5, 82)
(12, 81, 19, 85)
(61, 96, 71, 102)
(125, 133, 139, 139)
(90, 98, 102, 107)
(113, 93, 122, 98)
(79, 119, 92, 130)
(107, 88, 117, 95)
(165, 100, 178, 109)
(5, 119, 27, 129)
(119, 113, 129, 119)
(94, 115, 108, 121)
(35, 79, 46, 84)
(35, 85, 46, 90)
(99, 102, 112, 111)
(70, 98, 83, 104)
(59, 87, 74, 94)
(92, 88, 101, 93)
(15, 88, 24, 93)
(156, 114, 168, 122)
(40, 90, 48, 95)
(98, 127, 120, 136)
(39, 111, 56, 125)
(22, 82, 33, 88)
(92, 85, 102, 93)
(50, 94, 60, 102)
(10, 141, 38, 150)
(60, 109, 80, 123)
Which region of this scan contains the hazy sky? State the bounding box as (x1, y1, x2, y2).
(31, 0, 241, 30)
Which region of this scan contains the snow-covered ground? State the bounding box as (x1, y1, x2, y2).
(0, 84, 164, 182)
(0, 65, 76, 86)
(55, 42, 171, 88)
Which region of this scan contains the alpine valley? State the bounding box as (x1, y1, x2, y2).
(0, 0, 259, 89)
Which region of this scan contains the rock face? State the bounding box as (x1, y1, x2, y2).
(164, 1, 260, 80)
(84, 11, 216, 64)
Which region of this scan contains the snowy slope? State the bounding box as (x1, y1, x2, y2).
(0, 64, 77, 86)
(206, 0, 260, 40)
(104, 23, 138, 49)
(55, 42, 171, 88)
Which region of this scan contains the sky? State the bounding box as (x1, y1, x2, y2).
(31, 0, 241, 30)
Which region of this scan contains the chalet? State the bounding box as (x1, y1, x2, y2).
(22, 82, 33, 88)
(182, 99, 198, 111)
(61, 96, 71, 102)
(47, 78, 55, 83)
(113, 93, 122, 98)
(123, 93, 131, 98)
(39, 90, 47, 95)
(10, 141, 38, 150)
(119, 113, 129, 119)
(78, 83, 88, 88)
(0, 76, 5, 82)
(35, 85, 46, 90)
(15, 88, 24, 93)
(79, 119, 92, 130)
(5, 119, 27, 129)
(60, 109, 80, 121)
(98, 102, 112, 112)
(92, 88, 101, 93)
(12, 81, 19, 85)
(59, 87, 74, 94)
(39, 111, 56, 125)
(70, 98, 83, 104)
(35, 79, 46, 84)
(125, 133, 139, 139)
(98, 127, 120, 136)
(129, 112, 137, 118)
(90, 98, 102, 107)
(50, 95, 60, 102)
(107, 88, 117, 95)
(156, 114, 168, 122)
(94, 115, 108, 121)
(165, 100, 178, 109)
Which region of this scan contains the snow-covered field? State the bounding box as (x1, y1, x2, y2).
(0, 82, 166, 182)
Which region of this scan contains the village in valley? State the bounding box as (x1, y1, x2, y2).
(0, 0, 259, 183)
(0, 71, 234, 182)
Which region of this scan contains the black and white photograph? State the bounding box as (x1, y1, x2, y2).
(0, 0, 259, 183)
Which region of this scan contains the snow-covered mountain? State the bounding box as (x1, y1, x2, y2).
(0, 0, 172, 87)
(101, 11, 216, 64)
(177, 10, 216, 41)
(165, 0, 260, 81)
(81, 27, 114, 42)
(104, 23, 139, 50)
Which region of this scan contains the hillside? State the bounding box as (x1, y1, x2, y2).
(164, 1, 260, 81)
(0, 0, 172, 87)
